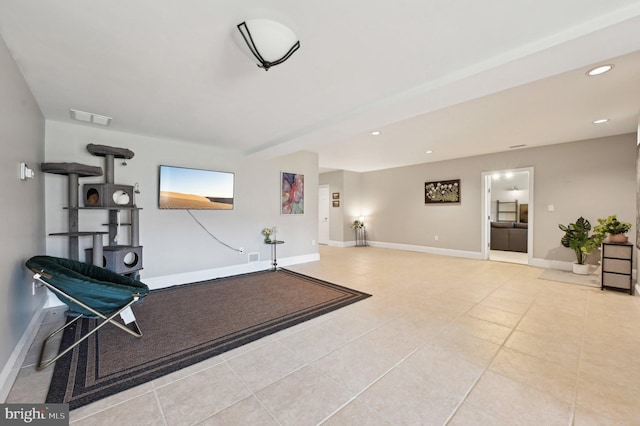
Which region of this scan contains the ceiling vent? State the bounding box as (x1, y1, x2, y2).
(70, 109, 112, 126)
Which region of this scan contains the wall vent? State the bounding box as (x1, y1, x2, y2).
(248, 252, 260, 263)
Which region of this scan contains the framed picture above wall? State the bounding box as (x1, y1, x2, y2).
(332, 192, 340, 200)
(281, 172, 304, 214)
(332, 200, 340, 208)
(425, 179, 461, 204)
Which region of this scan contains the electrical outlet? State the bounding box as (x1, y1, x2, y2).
(434, 236, 439, 241)
(312, 240, 316, 246)
(239, 247, 244, 253)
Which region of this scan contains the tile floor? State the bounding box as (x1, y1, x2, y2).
(7, 245, 640, 425)
(489, 250, 528, 265)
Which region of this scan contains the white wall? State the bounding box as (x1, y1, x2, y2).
(490, 171, 530, 222)
(44, 121, 319, 284)
(319, 170, 363, 245)
(0, 35, 46, 400)
(636, 116, 640, 299)
(359, 134, 636, 264)
(319, 171, 345, 243)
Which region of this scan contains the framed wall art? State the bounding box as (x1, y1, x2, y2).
(332, 192, 340, 200)
(332, 200, 340, 208)
(281, 172, 304, 214)
(425, 179, 461, 204)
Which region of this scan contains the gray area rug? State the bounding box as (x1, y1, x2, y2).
(46, 269, 371, 410)
(538, 268, 600, 288)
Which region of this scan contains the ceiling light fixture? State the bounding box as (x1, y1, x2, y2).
(371, 131, 381, 136)
(587, 64, 613, 76)
(593, 118, 609, 124)
(70, 109, 112, 126)
(235, 19, 300, 71)
(425, 150, 433, 154)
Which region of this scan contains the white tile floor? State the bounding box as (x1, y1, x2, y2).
(7, 245, 640, 425)
(489, 250, 528, 265)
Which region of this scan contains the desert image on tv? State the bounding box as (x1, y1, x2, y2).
(159, 191, 233, 209)
(159, 166, 234, 210)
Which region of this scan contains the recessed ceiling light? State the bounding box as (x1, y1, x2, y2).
(587, 64, 613, 76)
(70, 109, 112, 126)
(370, 131, 381, 136)
(425, 150, 433, 154)
(593, 118, 609, 124)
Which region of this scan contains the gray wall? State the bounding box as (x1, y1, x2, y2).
(319, 170, 363, 244)
(44, 121, 319, 281)
(357, 133, 636, 263)
(491, 171, 530, 222)
(0, 35, 46, 393)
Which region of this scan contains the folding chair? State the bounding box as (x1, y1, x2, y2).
(26, 255, 149, 371)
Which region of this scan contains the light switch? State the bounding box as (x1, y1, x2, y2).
(547, 204, 554, 212)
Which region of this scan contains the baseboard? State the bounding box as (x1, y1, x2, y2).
(367, 240, 482, 260)
(43, 253, 321, 306)
(142, 252, 320, 290)
(0, 298, 48, 402)
(327, 240, 354, 248)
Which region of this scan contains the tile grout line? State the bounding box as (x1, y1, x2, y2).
(152, 388, 169, 426)
(238, 309, 401, 425)
(316, 341, 428, 426)
(223, 358, 284, 426)
(568, 288, 591, 426)
(443, 274, 541, 425)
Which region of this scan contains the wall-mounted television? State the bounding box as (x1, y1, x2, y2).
(159, 165, 234, 210)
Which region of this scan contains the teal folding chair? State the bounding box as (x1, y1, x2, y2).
(26, 255, 149, 370)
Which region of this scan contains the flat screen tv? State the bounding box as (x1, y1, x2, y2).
(159, 165, 234, 210)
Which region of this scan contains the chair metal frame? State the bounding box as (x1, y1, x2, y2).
(30, 269, 145, 371)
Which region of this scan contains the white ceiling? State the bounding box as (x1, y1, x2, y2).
(1, 1, 640, 173)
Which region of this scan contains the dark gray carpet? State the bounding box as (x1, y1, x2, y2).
(46, 269, 371, 410)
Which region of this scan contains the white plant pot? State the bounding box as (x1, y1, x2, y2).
(572, 263, 590, 275)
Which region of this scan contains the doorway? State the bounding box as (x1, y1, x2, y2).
(481, 167, 534, 265)
(318, 185, 330, 245)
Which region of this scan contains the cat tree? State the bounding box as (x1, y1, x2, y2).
(41, 144, 143, 278)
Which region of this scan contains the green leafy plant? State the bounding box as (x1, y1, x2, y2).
(594, 215, 631, 238)
(558, 217, 604, 265)
(351, 219, 364, 229)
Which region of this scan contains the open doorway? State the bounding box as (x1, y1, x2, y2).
(481, 167, 534, 265)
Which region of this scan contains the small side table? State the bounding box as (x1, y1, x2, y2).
(265, 240, 284, 271)
(355, 226, 367, 247)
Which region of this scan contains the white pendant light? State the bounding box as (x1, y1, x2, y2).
(235, 19, 300, 71)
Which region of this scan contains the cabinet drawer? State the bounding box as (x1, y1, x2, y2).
(603, 244, 632, 259)
(603, 258, 631, 274)
(602, 272, 631, 290)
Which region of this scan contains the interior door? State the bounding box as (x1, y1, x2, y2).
(318, 185, 330, 244)
(484, 174, 492, 260)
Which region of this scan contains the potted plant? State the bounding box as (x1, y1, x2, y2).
(594, 215, 631, 243)
(558, 217, 604, 274)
